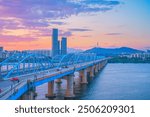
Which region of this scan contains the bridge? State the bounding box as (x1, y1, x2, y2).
(0, 53, 107, 100)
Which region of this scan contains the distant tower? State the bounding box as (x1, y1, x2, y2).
(97, 42, 99, 47)
(61, 37, 67, 55)
(52, 28, 59, 57)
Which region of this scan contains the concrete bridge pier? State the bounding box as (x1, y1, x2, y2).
(32, 87, 38, 97)
(101, 62, 103, 67)
(98, 63, 101, 71)
(45, 81, 56, 99)
(20, 88, 35, 100)
(94, 65, 98, 75)
(89, 67, 95, 80)
(101, 62, 103, 68)
(80, 69, 88, 84)
(65, 74, 75, 99)
(55, 78, 62, 84)
(19, 80, 37, 100)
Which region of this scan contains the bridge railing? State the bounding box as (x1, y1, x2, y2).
(0, 80, 26, 99)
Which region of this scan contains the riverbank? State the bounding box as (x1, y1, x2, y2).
(108, 57, 150, 63)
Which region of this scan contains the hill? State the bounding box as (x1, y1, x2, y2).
(85, 47, 143, 56)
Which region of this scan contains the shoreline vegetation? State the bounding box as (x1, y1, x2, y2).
(108, 57, 150, 63)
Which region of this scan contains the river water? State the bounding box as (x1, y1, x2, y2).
(35, 64, 150, 100)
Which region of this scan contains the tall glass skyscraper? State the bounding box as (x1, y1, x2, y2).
(52, 29, 67, 57)
(61, 37, 67, 55)
(52, 29, 60, 57)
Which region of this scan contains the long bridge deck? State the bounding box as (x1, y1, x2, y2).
(0, 53, 107, 100)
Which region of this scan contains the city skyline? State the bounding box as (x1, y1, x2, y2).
(0, 0, 150, 50)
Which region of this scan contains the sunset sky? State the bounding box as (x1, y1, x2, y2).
(0, 0, 150, 50)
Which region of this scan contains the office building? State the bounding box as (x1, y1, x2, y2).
(52, 28, 59, 57)
(61, 37, 67, 55)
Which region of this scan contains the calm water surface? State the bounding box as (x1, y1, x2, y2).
(35, 64, 150, 100)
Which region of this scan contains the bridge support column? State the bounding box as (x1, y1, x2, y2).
(33, 87, 38, 97)
(98, 63, 101, 71)
(80, 69, 88, 84)
(46, 81, 56, 99)
(65, 74, 75, 99)
(20, 88, 35, 100)
(55, 78, 62, 84)
(95, 65, 98, 74)
(20, 80, 37, 100)
(90, 67, 95, 80)
(101, 62, 104, 68)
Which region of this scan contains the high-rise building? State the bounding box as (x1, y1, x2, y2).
(51, 29, 68, 56)
(52, 28, 59, 57)
(61, 37, 67, 55)
(58, 40, 60, 55)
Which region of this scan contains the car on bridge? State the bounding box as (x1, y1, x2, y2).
(56, 68, 62, 71)
(10, 77, 20, 83)
(62, 66, 68, 68)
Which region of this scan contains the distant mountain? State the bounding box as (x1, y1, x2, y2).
(85, 47, 144, 56)
(67, 48, 83, 53)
